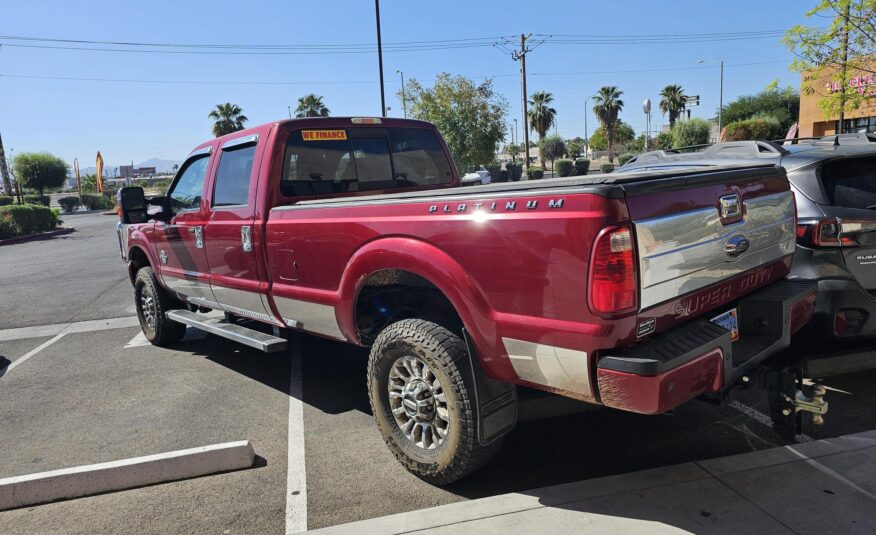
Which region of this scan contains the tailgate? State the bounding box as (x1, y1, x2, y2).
(623, 165, 796, 312)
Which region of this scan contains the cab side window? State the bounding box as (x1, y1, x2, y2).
(168, 155, 209, 215)
(213, 143, 257, 207)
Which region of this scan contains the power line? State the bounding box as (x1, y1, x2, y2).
(0, 60, 791, 87)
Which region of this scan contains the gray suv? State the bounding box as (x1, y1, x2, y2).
(619, 134, 876, 340)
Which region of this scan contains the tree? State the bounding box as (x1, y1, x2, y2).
(171, 163, 179, 174)
(592, 86, 625, 161)
(659, 84, 687, 129)
(671, 118, 713, 148)
(0, 133, 13, 196)
(295, 94, 330, 117)
(784, 0, 876, 125)
(528, 91, 557, 140)
(720, 83, 800, 134)
(208, 103, 248, 137)
(13, 152, 69, 196)
(505, 143, 521, 162)
(588, 122, 635, 152)
(566, 137, 584, 158)
(538, 135, 566, 170)
(402, 73, 507, 173)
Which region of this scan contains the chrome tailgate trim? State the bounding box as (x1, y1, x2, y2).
(634, 190, 795, 310)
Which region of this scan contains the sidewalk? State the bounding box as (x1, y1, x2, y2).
(311, 430, 876, 534)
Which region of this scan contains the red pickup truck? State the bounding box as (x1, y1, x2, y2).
(117, 117, 817, 483)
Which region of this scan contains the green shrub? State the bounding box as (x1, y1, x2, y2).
(23, 194, 50, 206)
(618, 153, 635, 166)
(671, 118, 713, 148)
(0, 204, 55, 236)
(0, 196, 13, 206)
(50, 207, 62, 228)
(600, 163, 615, 174)
(80, 193, 106, 210)
(722, 116, 785, 142)
(58, 196, 80, 213)
(573, 159, 590, 175)
(526, 166, 544, 180)
(485, 162, 502, 182)
(506, 162, 523, 181)
(0, 219, 12, 239)
(556, 159, 574, 177)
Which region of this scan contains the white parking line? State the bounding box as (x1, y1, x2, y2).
(286, 333, 308, 534)
(2, 332, 66, 375)
(0, 316, 140, 342)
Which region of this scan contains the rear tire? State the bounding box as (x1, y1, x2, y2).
(367, 319, 502, 484)
(134, 267, 186, 346)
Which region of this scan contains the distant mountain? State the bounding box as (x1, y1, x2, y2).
(136, 158, 181, 173)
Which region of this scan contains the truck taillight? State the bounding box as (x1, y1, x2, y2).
(797, 218, 876, 247)
(589, 225, 638, 316)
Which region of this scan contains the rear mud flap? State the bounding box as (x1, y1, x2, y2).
(462, 329, 517, 445)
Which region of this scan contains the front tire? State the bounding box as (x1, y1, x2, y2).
(134, 267, 186, 346)
(367, 319, 502, 484)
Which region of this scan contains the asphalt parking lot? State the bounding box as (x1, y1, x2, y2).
(2, 213, 876, 534)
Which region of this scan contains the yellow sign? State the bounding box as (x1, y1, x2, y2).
(302, 129, 347, 141)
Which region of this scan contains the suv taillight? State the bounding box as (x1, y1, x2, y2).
(589, 225, 638, 316)
(797, 218, 876, 247)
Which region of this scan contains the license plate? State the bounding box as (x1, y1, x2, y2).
(711, 308, 740, 342)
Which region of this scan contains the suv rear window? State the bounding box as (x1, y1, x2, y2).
(820, 156, 876, 208)
(281, 127, 453, 197)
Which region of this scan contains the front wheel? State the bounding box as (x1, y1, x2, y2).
(367, 319, 502, 484)
(134, 267, 186, 346)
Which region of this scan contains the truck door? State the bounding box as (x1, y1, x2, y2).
(152, 148, 215, 305)
(203, 133, 274, 323)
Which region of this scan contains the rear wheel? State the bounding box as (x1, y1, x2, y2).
(367, 319, 502, 484)
(134, 267, 186, 346)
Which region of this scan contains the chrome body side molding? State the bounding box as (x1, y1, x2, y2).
(274, 296, 344, 339)
(502, 337, 592, 398)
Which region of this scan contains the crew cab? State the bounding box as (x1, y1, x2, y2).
(117, 117, 816, 483)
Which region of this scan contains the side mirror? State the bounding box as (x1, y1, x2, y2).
(117, 187, 148, 224)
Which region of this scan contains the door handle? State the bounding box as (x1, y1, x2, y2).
(241, 225, 252, 252)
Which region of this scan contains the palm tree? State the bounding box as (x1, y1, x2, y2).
(659, 84, 687, 130)
(295, 94, 330, 118)
(528, 91, 557, 140)
(208, 103, 248, 137)
(592, 86, 625, 162)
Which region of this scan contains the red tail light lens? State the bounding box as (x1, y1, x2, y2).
(798, 218, 876, 247)
(589, 225, 638, 316)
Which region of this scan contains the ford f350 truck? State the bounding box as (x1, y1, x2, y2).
(117, 117, 819, 483)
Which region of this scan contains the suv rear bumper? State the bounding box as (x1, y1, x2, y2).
(802, 278, 876, 339)
(595, 280, 816, 414)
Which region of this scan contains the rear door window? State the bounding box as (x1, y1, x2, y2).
(281, 127, 452, 197)
(213, 142, 257, 207)
(820, 157, 876, 208)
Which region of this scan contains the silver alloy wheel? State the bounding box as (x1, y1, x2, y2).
(140, 291, 157, 330)
(388, 355, 450, 450)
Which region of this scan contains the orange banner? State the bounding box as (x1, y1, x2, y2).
(74, 158, 81, 196)
(95, 151, 104, 193)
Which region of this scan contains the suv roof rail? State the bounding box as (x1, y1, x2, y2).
(814, 132, 876, 146)
(702, 140, 789, 157)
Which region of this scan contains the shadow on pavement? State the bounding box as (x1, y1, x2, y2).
(0, 356, 10, 378)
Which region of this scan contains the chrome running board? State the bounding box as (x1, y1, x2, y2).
(165, 309, 287, 353)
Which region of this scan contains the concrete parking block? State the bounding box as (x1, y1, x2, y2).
(0, 440, 255, 511)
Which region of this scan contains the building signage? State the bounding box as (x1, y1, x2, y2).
(826, 73, 876, 96)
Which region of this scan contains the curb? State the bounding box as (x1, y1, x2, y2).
(0, 227, 75, 246)
(0, 440, 255, 511)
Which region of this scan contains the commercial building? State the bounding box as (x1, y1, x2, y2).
(799, 60, 876, 137)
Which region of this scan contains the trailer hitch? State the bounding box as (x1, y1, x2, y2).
(752, 368, 828, 442)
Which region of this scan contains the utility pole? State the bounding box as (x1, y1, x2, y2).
(718, 60, 724, 135)
(375, 0, 386, 117)
(396, 70, 407, 118)
(584, 97, 589, 159)
(838, 1, 851, 133)
(288, 106, 292, 119)
(512, 34, 532, 173)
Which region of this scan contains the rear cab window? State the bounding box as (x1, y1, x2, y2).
(214, 136, 258, 208)
(280, 127, 453, 197)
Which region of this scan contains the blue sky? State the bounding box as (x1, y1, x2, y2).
(0, 0, 813, 167)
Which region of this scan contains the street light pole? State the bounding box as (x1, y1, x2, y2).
(718, 60, 724, 135)
(584, 97, 589, 159)
(396, 69, 406, 118)
(375, 0, 386, 117)
(287, 106, 292, 119)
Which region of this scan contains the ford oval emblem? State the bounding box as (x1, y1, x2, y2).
(725, 235, 750, 258)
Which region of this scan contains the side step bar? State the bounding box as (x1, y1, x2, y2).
(165, 309, 288, 353)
